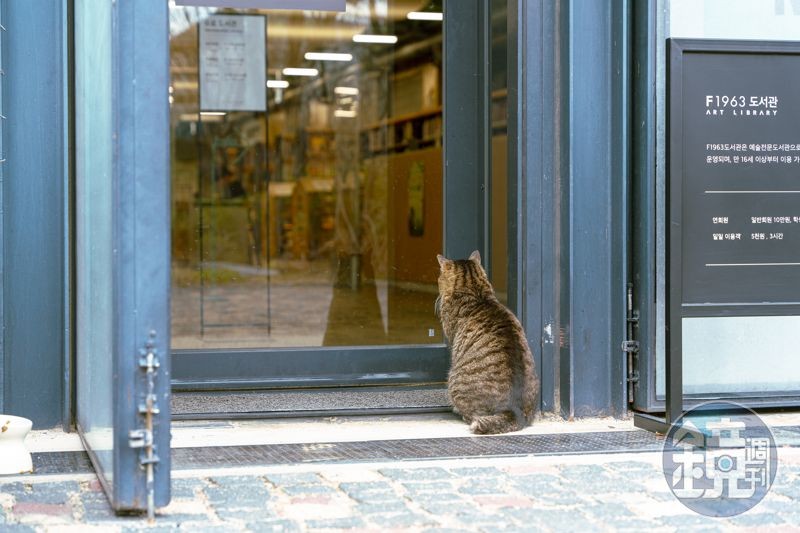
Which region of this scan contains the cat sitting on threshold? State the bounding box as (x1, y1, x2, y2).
(435, 251, 538, 434)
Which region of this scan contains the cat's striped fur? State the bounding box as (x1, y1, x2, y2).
(436, 251, 538, 434)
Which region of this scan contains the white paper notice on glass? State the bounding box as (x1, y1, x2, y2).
(199, 15, 266, 112)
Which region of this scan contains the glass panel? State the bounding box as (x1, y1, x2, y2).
(75, 0, 114, 483)
(170, 1, 444, 350)
(490, 0, 508, 305)
(657, 0, 800, 396)
(683, 316, 800, 394)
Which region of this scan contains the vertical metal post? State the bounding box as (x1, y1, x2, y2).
(0, 0, 6, 415)
(443, 0, 487, 260)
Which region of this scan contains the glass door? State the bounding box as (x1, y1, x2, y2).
(75, 0, 171, 513)
(170, 1, 488, 395)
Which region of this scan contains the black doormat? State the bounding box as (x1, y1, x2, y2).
(28, 425, 800, 476)
(172, 386, 451, 419)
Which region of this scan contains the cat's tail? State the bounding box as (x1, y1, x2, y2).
(470, 411, 520, 435)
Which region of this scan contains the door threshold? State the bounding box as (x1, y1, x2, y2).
(171, 384, 450, 420)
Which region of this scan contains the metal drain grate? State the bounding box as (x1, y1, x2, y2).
(29, 425, 800, 476)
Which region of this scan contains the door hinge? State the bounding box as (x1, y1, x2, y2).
(129, 331, 161, 523)
(624, 284, 640, 405)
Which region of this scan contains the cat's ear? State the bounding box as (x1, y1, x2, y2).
(437, 254, 448, 269)
(469, 250, 481, 265)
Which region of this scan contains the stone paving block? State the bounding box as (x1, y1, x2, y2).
(606, 460, 661, 473)
(12, 501, 72, 517)
(338, 481, 394, 493)
(355, 500, 410, 515)
(0, 525, 37, 532)
(279, 484, 337, 496)
(608, 519, 671, 532)
(504, 508, 604, 532)
(656, 513, 731, 531)
(581, 502, 637, 520)
(204, 485, 270, 509)
(10, 481, 80, 505)
(171, 479, 204, 500)
(176, 525, 243, 533)
(365, 511, 440, 528)
(772, 481, 800, 500)
(246, 519, 302, 532)
(264, 473, 322, 486)
(80, 493, 120, 522)
(447, 467, 506, 477)
(557, 464, 608, 477)
(456, 478, 508, 495)
(509, 473, 562, 493)
(416, 502, 480, 516)
(216, 506, 275, 522)
(122, 525, 181, 533)
(306, 516, 368, 529)
(729, 510, 786, 527)
(338, 487, 402, 504)
(379, 467, 454, 481)
(401, 481, 455, 494)
(402, 490, 465, 504)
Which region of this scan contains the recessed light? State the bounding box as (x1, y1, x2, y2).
(334, 86, 359, 96)
(352, 34, 398, 44)
(282, 67, 319, 76)
(407, 12, 443, 21)
(304, 52, 353, 62)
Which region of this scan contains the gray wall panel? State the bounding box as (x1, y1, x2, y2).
(2, 1, 67, 428)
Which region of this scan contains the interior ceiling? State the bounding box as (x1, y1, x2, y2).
(169, 0, 438, 99)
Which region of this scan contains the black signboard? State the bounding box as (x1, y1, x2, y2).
(669, 39, 800, 313)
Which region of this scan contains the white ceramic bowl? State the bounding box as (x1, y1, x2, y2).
(0, 415, 33, 475)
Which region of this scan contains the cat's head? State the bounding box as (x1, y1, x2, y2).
(436, 250, 494, 299)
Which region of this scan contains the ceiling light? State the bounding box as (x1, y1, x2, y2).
(304, 52, 353, 62)
(352, 34, 398, 44)
(282, 67, 319, 76)
(200, 111, 226, 116)
(335, 109, 357, 118)
(407, 12, 443, 21)
(267, 80, 289, 89)
(334, 86, 359, 96)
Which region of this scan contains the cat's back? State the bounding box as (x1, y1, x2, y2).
(447, 295, 531, 364)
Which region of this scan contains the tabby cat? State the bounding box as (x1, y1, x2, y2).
(436, 251, 538, 434)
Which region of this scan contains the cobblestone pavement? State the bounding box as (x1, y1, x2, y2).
(2, 448, 799, 532)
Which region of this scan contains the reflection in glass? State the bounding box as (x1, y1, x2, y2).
(490, 0, 508, 304)
(169, 1, 444, 349)
(76, 0, 114, 484)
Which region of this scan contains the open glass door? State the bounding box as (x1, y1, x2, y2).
(169, 1, 491, 407)
(75, 0, 171, 513)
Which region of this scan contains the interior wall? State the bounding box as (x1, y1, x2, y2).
(388, 147, 443, 285)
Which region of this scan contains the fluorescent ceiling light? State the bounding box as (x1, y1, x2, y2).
(407, 11, 443, 21)
(334, 86, 359, 96)
(282, 67, 319, 76)
(200, 111, 226, 116)
(267, 80, 289, 89)
(334, 109, 357, 118)
(304, 52, 353, 62)
(352, 34, 398, 44)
